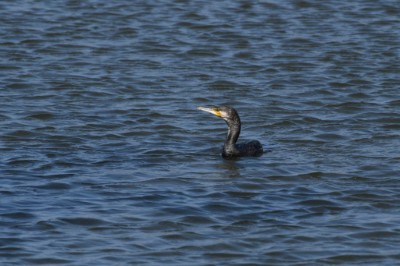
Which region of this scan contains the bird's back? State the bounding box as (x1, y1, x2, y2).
(236, 140, 263, 156)
(222, 140, 263, 158)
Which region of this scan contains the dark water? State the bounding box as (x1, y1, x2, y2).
(1, 0, 399, 265)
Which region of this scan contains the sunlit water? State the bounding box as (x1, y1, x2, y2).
(1, 0, 399, 265)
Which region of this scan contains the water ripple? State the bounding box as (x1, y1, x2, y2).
(1, 0, 399, 265)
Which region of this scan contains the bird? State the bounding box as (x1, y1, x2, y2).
(197, 106, 263, 159)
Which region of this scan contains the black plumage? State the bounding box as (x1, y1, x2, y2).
(197, 106, 263, 159)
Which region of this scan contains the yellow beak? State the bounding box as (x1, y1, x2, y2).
(197, 107, 222, 117)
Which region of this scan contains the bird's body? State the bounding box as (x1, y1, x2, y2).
(197, 106, 263, 159)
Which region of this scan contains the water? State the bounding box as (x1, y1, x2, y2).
(1, 0, 399, 265)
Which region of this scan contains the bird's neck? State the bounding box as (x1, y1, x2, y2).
(224, 120, 241, 148)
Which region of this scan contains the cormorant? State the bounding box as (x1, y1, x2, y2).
(197, 106, 263, 159)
